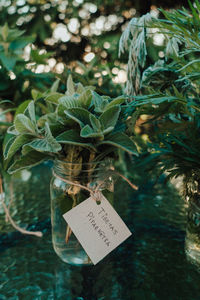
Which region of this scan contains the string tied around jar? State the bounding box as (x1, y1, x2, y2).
(52, 167, 138, 243)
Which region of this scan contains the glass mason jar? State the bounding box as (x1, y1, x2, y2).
(185, 193, 200, 266)
(50, 159, 114, 266)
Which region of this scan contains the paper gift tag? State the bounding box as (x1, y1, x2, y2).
(63, 192, 132, 265)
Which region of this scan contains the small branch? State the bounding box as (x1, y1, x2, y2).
(65, 226, 72, 244)
(65, 194, 77, 244)
(0, 176, 43, 238)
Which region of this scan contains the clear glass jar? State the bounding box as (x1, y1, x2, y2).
(50, 159, 114, 266)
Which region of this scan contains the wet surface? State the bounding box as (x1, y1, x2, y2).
(1, 164, 200, 299)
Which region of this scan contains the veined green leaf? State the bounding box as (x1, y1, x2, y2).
(92, 91, 108, 113)
(105, 96, 126, 110)
(56, 129, 96, 151)
(14, 114, 37, 135)
(89, 114, 101, 131)
(77, 89, 92, 108)
(45, 92, 63, 104)
(98, 133, 138, 155)
(26, 101, 36, 124)
(8, 151, 48, 174)
(4, 134, 32, 160)
(75, 82, 84, 94)
(7, 125, 18, 135)
(31, 89, 43, 101)
(22, 137, 61, 154)
(66, 74, 75, 95)
(22, 123, 61, 154)
(14, 100, 31, 119)
(102, 126, 114, 135)
(64, 108, 91, 128)
(136, 96, 177, 106)
(50, 78, 60, 92)
(44, 122, 61, 149)
(2, 133, 14, 151)
(3, 136, 15, 158)
(37, 112, 63, 127)
(99, 105, 121, 130)
(58, 95, 79, 109)
(80, 125, 104, 139)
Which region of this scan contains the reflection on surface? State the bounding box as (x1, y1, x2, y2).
(1, 163, 51, 233)
(1, 165, 200, 299)
(55, 258, 114, 299)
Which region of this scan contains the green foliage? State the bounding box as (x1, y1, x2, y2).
(122, 2, 200, 190)
(0, 23, 55, 107)
(4, 76, 138, 173)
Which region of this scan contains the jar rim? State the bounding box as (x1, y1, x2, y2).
(54, 158, 113, 166)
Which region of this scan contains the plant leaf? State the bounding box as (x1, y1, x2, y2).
(58, 95, 79, 109)
(64, 108, 91, 128)
(102, 126, 114, 135)
(0, 53, 17, 71)
(99, 105, 121, 130)
(76, 82, 84, 93)
(7, 125, 18, 135)
(31, 89, 43, 101)
(105, 96, 126, 110)
(22, 123, 61, 153)
(89, 114, 101, 131)
(3, 136, 15, 158)
(56, 129, 96, 151)
(77, 89, 92, 108)
(14, 114, 36, 135)
(66, 74, 75, 95)
(80, 125, 104, 139)
(50, 78, 60, 92)
(14, 100, 31, 119)
(98, 133, 138, 155)
(4, 134, 32, 160)
(92, 91, 109, 113)
(26, 101, 36, 124)
(8, 151, 48, 174)
(45, 92, 63, 104)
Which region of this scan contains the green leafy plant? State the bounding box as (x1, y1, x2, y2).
(3, 75, 138, 174)
(119, 1, 200, 195)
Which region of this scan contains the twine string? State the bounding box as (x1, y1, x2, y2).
(0, 176, 43, 238)
(0, 166, 138, 239)
(52, 167, 138, 202)
(52, 170, 102, 202)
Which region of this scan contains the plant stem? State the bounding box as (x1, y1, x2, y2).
(65, 193, 77, 244)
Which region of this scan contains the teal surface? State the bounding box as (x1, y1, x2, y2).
(0, 164, 200, 300)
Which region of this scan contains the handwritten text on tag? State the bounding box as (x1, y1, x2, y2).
(63, 193, 132, 265)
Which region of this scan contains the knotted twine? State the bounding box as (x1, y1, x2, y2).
(52, 167, 138, 201)
(0, 168, 138, 238)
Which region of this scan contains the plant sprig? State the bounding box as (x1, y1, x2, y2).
(4, 75, 138, 173)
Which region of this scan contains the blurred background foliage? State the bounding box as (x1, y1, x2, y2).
(0, 0, 191, 104)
